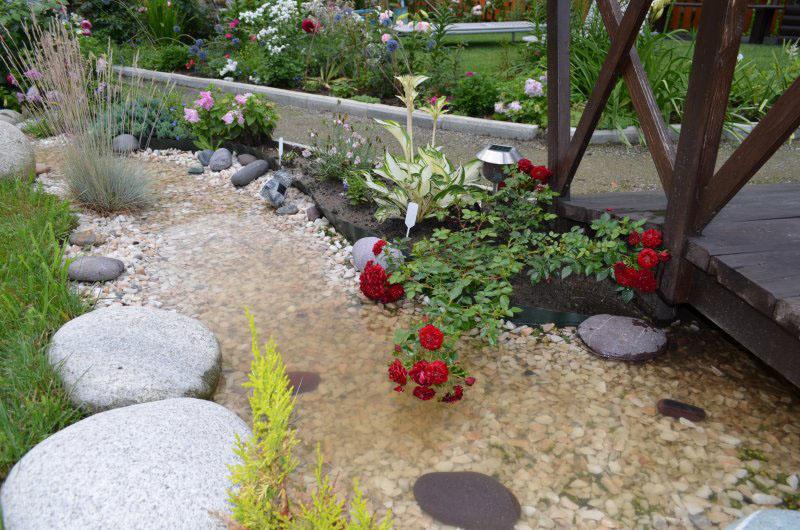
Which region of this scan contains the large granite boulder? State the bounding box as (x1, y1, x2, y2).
(48, 306, 221, 412)
(724, 510, 800, 529)
(351, 236, 404, 272)
(230, 159, 269, 187)
(0, 109, 23, 125)
(0, 398, 250, 530)
(0, 120, 35, 179)
(578, 314, 667, 361)
(67, 256, 125, 282)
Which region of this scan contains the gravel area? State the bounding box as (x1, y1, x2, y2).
(32, 139, 800, 529)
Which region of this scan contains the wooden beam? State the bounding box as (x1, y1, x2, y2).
(558, 0, 653, 197)
(661, 0, 747, 304)
(547, 0, 570, 197)
(596, 0, 676, 190)
(695, 76, 800, 231)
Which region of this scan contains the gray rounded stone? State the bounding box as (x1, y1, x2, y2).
(0, 398, 249, 530)
(208, 148, 232, 172)
(188, 165, 204, 175)
(67, 256, 125, 282)
(578, 314, 667, 362)
(69, 231, 104, 247)
(237, 153, 258, 166)
(230, 159, 269, 187)
(111, 134, 139, 154)
(413, 472, 520, 530)
(0, 120, 35, 179)
(276, 203, 299, 215)
(48, 306, 221, 412)
(351, 236, 404, 272)
(724, 509, 800, 530)
(0, 109, 23, 125)
(196, 149, 214, 166)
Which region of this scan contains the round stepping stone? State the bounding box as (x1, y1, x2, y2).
(0, 398, 249, 530)
(657, 398, 706, 422)
(48, 306, 221, 412)
(208, 148, 232, 172)
(111, 133, 139, 154)
(67, 256, 125, 282)
(413, 472, 520, 530)
(0, 120, 35, 179)
(724, 509, 800, 529)
(230, 159, 269, 187)
(237, 153, 258, 166)
(577, 314, 667, 362)
(287, 371, 320, 394)
(351, 236, 404, 272)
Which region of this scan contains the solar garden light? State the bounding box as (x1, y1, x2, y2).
(475, 144, 522, 191)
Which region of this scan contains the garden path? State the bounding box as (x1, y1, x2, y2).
(35, 143, 800, 529)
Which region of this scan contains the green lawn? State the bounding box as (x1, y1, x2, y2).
(0, 178, 86, 480)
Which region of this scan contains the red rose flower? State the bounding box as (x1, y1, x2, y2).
(641, 228, 663, 249)
(394, 385, 405, 392)
(413, 385, 436, 400)
(426, 360, 449, 385)
(301, 18, 318, 33)
(627, 230, 641, 246)
(498, 181, 506, 189)
(383, 282, 405, 304)
(517, 158, 533, 174)
(442, 385, 464, 403)
(636, 268, 658, 293)
(418, 324, 444, 351)
(388, 359, 407, 385)
(637, 248, 659, 270)
(530, 165, 551, 183)
(409, 360, 429, 386)
(465, 376, 476, 386)
(659, 250, 670, 263)
(372, 239, 387, 256)
(614, 261, 633, 287)
(360, 261, 404, 303)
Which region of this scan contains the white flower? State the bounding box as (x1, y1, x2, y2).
(219, 58, 238, 77)
(737, 53, 744, 62)
(471, 4, 482, 15)
(508, 100, 522, 112)
(302, 149, 312, 158)
(494, 102, 505, 113)
(524, 78, 543, 97)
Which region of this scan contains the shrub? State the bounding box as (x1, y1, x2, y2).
(64, 148, 152, 213)
(228, 312, 393, 529)
(180, 88, 278, 150)
(450, 72, 499, 117)
(138, 42, 190, 72)
(494, 74, 548, 125)
(0, 178, 87, 479)
(74, 0, 138, 43)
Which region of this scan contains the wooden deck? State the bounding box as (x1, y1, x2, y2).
(558, 183, 800, 387)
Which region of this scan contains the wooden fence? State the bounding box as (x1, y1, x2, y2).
(545, 0, 800, 305)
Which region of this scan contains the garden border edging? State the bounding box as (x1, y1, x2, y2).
(115, 67, 777, 146)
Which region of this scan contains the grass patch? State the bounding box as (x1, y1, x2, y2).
(0, 178, 87, 480)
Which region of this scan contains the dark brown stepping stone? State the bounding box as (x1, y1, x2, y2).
(578, 314, 667, 362)
(657, 399, 706, 422)
(413, 472, 520, 530)
(287, 371, 320, 394)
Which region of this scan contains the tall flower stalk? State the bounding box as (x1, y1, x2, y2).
(394, 74, 427, 161)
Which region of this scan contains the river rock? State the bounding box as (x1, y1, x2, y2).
(69, 231, 104, 247)
(230, 159, 269, 187)
(578, 314, 667, 361)
(237, 153, 258, 166)
(0, 120, 35, 179)
(657, 399, 706, 422)
(67, 256, 125, 282)
(111, 134, 139, 154)
(351, 236, 404, 272)
(47, 306, 221, 412)
(197, 149, 214, 166)
(208, 148, 232, 171)
(0, 109, 23, 125)
(0, 398, 249, 530)
(188, 165, 204, 175)
(413, 471, 520, 530)
(306, 205, 322, 222)
(287, 371, 321, 394)
(276, 203, 299, 215)
(724, 509, 800, 529)
(259, 169, 294, 208)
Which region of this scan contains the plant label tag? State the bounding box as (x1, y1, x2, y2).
(278, 137, 284, 166)
(405, 202, 418, 237)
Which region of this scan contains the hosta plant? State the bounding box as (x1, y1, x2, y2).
(363, 75, 482, 223)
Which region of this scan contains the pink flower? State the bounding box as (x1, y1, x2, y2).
(24, 69, 43, 80)
(6, 73, 17, 86)
(234, 93, 251, 105)
(250, 34, 257, 42)
(80, 19, 92, 30)
(195, 91, 214, 111)
(183, 107, 200, 123)
(236, 111, 244, 125)
(414, 21, 431, 32)
(225, 33, 233, 39)
(465, 71, 474, 77)
(381, 33, 391, 43)
(229, 19, 239, 29)
(221, 111, 234, 125)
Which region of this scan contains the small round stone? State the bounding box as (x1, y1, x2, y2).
(208, 148, 232, 172)
(67, 256, 125, 282)
(48, 306, 221, 412)
(276, 203, 299, 216)
(237, 153, 258, 166)
(231, 160, 269, 187)
(578, 314, 667, 361)
(413, 471, 521, 530)
(196, 149, 214, 166)
(69, 231, 104, 247)
(111, 134, 139, 154)
(188, 165, 204, 175)
(287, 371, 321, 394)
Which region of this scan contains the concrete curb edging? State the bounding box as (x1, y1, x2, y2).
(116, 66, 768, 145)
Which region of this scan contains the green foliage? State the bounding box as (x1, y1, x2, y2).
(21, 117, 55, 139)
(0, 178, 87, 479)
(64, 148, 153, 213)
(74, 0, 139, 43)
(107, 94, 190, 141)
(351, 95, 381, 104)
(141, 0, 181, 40)
(450, 72, 499, 117)
(137, 42, 190, 71)
(181, 88, 278, 150)
(228, 314, 393, 529)
(494, 74, 547, 125)
(0, 0, 64, 54)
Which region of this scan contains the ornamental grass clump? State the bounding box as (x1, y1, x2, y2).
(228, 312, 393, 529)
(1, 15, 173, 212)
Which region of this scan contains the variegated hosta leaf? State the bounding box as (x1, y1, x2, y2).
(375, 119, 412, 160)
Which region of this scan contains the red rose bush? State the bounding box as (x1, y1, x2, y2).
(613, 228, 669, 294)
(359, 240, 404, 304)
